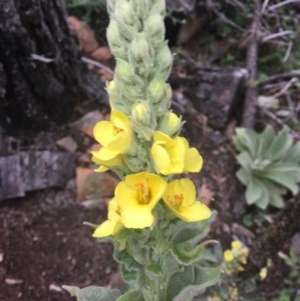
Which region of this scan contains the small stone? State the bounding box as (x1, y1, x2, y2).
(0, 252, 3, 262)
(5, 278, 23, 285)
(92, 47, 112, 61)
(70, 111, 103, 138)
(76, 167, 118, 202)
(49, 283, 63, 292)
(68, 17, 99, 53)
(56, 136, 78, 153)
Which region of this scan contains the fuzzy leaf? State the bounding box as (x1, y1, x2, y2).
(116, 289, 144, 301)
(169, 218, 211, 246)
(169, 264, 221, 301)
(144, 264, 163, 280)
(171, 240, 217, 265)
(63, 286, 121, 301)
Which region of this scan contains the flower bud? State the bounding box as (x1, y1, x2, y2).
(107, 0, 117, 15)
(131, 0, 150, 19)
(144, 14, 165, 43)
(147, 78, 165, 103)
(115, 59, 135, 83)
(130, 35, 151, 63)
(151, 0, 166, 15)
(158, 112, 182, 136)
(115, 0, 133, 25)
(116, 22, 136, 43)
(107, 20, 121, 48)
(132, 102, 151, 125)
(156, 43, 173, 79)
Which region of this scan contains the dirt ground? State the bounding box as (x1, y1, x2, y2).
(1, 3, 299, 301)
(0, 188, 118, 301)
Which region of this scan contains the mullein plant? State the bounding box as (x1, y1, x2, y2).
(64, 0, 221, 300)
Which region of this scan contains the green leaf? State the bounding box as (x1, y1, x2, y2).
(144, 264, 163, 280)
(236, 152, 253, 171)
(258, 126, 276, 157)
(236, 168, 251, 185)
(116, 289, 144, 301)
(262, 171, 299, 194)
(171, 265, 221, 301)
(234, 128, 259, 157)
(171, 240, 217, 266)
(62, 285, 80, 297)
(63, 286, 121, 301)
(269, 193, 284, 208)
(284, 142, 300, 163)
(245, 179, 263, 205)
(169, 218, 211, 246)
(266, 127, 293, 160)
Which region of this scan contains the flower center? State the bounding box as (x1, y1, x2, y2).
(167, 193, 183, 210)
(113, 125, 123, 136)
(135, 182, 151, 204)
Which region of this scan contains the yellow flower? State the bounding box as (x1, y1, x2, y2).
(93, 198, 123, 238)
(151, 132, 203, 175)
(162, 178, 211, 222)
(259, 267, 267, 280)
(92, 153, 123, 172)
(92, 110, 132, 166)
(182, 137, 203, 173)
(115, 172, 167, 229)
(231, 240, 243, 250)
(224, 250, 234, 262)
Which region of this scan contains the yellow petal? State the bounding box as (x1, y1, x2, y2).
(151, 144, 171, 174)
(224, 250, 234, 262)
(121, 207, 155, 228)
(184, 147, 203, 172)
(115, 181, 138, 210)
(91, 152, 122, 167)
(106, 130, 132, 153)
(163, 179, 211, 222)
(93, 121, 114, 146)
(124, 172, 167, 208)
(92, 220, 122, 238)
(178, 201, 211, 222)
(163, 179, 196, 207)
(111, 110, 131, 130)
(151, 131, 185, 175)
(231, 240, 243, 250)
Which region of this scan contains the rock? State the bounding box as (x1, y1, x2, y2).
(183, 67, 248, 130)
(69, 111, 104, 138)
(56, 136, 78, 153)
(0, 151, 75, 201)
(76, 167, 118, 202)
(67, 16, 99, 53)
(92, 47, 112, 61)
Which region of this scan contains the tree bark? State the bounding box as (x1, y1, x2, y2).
(0, 0, 104, 130)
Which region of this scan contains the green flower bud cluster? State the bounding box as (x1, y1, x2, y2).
(106, 0, 174, 140)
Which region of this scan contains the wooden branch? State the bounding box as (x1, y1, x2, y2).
(258, 70, 300, 87)
(241, 0, 261, 129)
